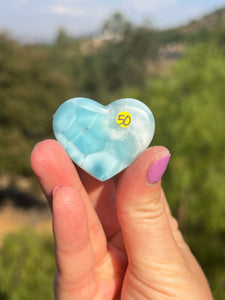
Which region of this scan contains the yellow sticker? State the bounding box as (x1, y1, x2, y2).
(116, 111, 132, 128)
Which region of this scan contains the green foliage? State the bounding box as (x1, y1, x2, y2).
(0, 231, 55, 300)
(149, 44, 225, 229)
(0, 34, 76, 175)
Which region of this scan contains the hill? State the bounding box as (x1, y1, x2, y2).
(157, 7, 225, 44)
(180, 7, 225, 33)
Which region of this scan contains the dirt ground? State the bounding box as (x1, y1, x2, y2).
(0, 175, 52, 247)
(0, 203, 52, 247)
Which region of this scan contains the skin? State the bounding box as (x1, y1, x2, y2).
(30, 139, 213, 300)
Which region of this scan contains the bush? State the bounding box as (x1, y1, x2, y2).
(0, 230, 55, 300)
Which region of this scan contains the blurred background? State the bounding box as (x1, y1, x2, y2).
(0, 0, 225, 299)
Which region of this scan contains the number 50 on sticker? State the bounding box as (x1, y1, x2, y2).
(116, 111, 132, 128)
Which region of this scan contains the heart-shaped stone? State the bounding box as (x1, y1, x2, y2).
(53, 97, 155, 181)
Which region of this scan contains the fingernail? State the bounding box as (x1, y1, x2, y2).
(52, 185, 63, 197)
(147, 154, 171, 183)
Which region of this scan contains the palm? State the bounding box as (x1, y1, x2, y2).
(74, 168, 128, 299)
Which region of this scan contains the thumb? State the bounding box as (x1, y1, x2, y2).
(116, 146, 183, 276)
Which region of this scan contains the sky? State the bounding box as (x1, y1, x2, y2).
(0, 0, 225, 43)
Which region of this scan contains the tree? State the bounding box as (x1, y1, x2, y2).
(98, 13, 159, 92)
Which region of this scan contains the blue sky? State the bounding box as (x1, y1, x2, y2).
(0, 0, 225, 42)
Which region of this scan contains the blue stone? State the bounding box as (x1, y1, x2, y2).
(53, 97, 155, 181)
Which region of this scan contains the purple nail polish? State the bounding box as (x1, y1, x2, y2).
(147, 154, 171, 183)
(52, 185, 63, 197)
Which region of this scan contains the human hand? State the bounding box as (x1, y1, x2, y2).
(31, 140, 213, 300)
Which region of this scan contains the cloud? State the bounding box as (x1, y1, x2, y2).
(18, 0, 30, 3)
(57, 0, 80, 2)
(55, 0, 80, 2)
(50, 5, 83, 16)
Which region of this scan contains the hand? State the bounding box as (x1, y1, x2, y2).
(31, 140, 213, 300)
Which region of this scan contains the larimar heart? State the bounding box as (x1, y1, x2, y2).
(53, 97, 155, 181)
